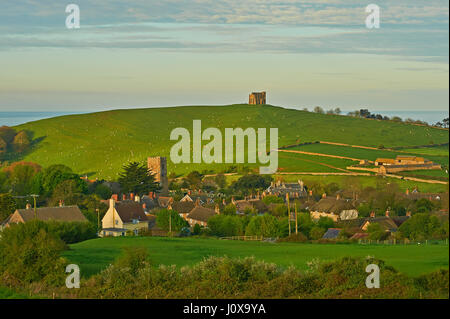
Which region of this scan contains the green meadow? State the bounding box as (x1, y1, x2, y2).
(14, 104, 449, 179)
(290, 143, 449, 167)
(63, 237, 449, 278)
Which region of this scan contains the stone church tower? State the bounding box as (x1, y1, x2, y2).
(249, 91, 266, 105)
(147, 156, 169, 195)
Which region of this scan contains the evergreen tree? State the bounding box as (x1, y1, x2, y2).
(118, 161, 161, 195)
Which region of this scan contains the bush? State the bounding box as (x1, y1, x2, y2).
(277, 232, 308, 243)
(0, 220, 67, 285)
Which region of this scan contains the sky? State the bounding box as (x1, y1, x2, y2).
(0, 0, 448, 112)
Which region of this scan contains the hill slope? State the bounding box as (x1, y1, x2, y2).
(14, 104, 449, 179)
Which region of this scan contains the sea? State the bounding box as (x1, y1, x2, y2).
(0, 111, 87, 126)
(0, 110, 448, 127)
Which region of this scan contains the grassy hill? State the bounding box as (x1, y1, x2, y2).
(13, 104, 449, 180)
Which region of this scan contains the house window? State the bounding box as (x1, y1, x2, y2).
(115, 220, 119, 225)
(121, 232, 125, 236)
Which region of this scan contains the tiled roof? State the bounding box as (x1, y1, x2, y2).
(170, 201, 195, 214)
(187, 206, 217, 223)
(114, 201, 148, 223)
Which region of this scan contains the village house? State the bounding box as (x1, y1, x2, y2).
(309, 194, 358, 222)
(265, 180, 307, 199)
(185, 204, 220, 227)
(100, 198, 149, 237)
(168, 200, 195, 220)
(1, 204, 87, 230)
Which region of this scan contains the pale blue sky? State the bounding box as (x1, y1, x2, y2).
(0, 0, 448, 112)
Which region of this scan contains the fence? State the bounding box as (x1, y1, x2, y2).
(358, 238, 449, 245)
(220, 235, 264, 241)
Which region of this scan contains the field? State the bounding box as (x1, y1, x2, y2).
(289, 143, 449, 167)
(13, 104, 449, 180)
(63, 237, 449, 278)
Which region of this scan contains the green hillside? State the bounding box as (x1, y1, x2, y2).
(13, 104, 449, 180)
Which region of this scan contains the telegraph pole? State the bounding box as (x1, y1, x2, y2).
(295, 203, 298, 235)
(286, 193, 291, 236)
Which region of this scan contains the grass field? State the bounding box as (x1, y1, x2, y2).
(278, 151, 355, 172)
(290, 143, 449, 167)
(13, 104, 449, 179)
(402, 145, 449, 157)
(0, 287, 34, 299)
(63, 237, 449, 278)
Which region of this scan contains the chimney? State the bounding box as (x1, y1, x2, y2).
(135, 195, 140, 203)
(405, 189, 409, 195)
(385, 210, 390, 217)
(122, 194, 127, 201)
(322, 193, 326, 199)
(231, 196, 236, 205)
(109, 198, 115, 208)
(112, 194, 118, 201)
(26, 203, 32, 210)
(370, 211, 375, 218)
(406, 211, 411, 217)
(142, 203, 147, 211)
(215, 204, 220, 214)
(336, 194, 341, 200)
(130, 193, 135, 201)
(309, 190, 313, 196)
(59, 200, 63, 207)
(222, 198, 226, 205)
(195, 198, 200, 207)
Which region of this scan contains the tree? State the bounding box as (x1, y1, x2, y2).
(156, 209, 188, 232)
(398, 213, 441, 241)
(49, 179, 84, 206)
(0, 220, 67, 285)
(118, 161, 161, 195)
(214, 174, 227, 189)
(8, 162, 40, 195)
(12, 131, 31, 152)
(245, 214, 281, 237)
(0, 193, 16, 222)
(231, 174, 272, 193)
(367, 223, 388, 241)
(223, 203, 237, 215)
(317, 216, 334, 230)
(310, 226, 325, 240)
(208, 215, 246, 237)
(184, 171, 204, 189)
(313, 106, 324, 114)
(38, 164, 86, 197)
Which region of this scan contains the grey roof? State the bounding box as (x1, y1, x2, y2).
(15, 206, 87, 223)
(322, 228, 341, 239)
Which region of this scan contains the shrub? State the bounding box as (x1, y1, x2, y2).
(0, 220, 67, 286)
